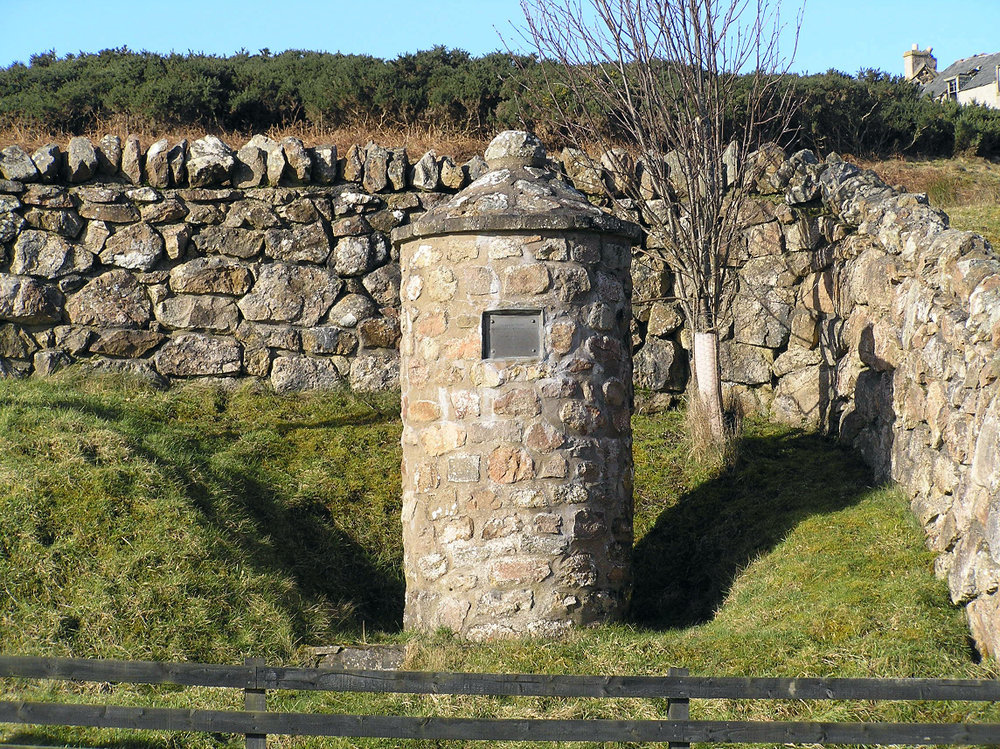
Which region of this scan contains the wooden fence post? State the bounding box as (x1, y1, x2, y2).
(667, 667, 690, 749)
(244, 657, 267, 749)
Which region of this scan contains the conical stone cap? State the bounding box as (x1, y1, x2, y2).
(392, 131, 641, 245)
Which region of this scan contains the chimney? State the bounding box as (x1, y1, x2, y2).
(904, 44, 937, 81)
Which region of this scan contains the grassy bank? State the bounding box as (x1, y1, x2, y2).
(0, 373, 995, 748)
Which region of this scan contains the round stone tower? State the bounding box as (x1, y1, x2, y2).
(392, 131, 640, 640)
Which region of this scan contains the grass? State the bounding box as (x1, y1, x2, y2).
(0, 372, 996, 748)
(864, 155, 1000, 247)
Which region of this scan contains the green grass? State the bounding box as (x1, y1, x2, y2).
(866, 156, 1000, 247)
(0, 373, 996, 749)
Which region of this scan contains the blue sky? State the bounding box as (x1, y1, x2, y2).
(2, 0, 999, 78)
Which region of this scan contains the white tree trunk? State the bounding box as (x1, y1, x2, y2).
(694, 330, 725, 441)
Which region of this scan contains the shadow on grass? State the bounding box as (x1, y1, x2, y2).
(2, 731, 165, 749)
(29, 386, 406, 640)
(630, 428, 876, 629)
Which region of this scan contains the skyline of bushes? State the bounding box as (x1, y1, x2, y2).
(4, 47, 1000, 159)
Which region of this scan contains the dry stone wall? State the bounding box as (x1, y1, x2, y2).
(0, 135, 496, 390)
(2, 132, 998, 657)
(718, 149, 1000, 659)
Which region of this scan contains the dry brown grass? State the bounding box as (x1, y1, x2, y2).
(0, 115, 490, 161)
(860, 155, 1000, 208)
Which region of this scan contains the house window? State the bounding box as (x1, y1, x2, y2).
(947, 77, 959, 101)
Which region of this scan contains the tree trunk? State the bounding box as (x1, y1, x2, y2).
(693, 330, 725, 441)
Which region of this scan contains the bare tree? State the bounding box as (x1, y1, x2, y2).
(516, 0, 802, 442)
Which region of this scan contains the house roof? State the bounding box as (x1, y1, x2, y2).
(924, 52, 1000, 98)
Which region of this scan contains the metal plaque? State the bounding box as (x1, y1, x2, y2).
(483, 309, 542, 360)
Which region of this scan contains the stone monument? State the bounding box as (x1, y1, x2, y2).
(392, 131, 640, 639)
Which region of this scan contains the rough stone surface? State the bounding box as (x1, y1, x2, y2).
(145, 139, 171, 188)
(67, 137, 98, 183)
(271, 354, 343, 392)
(1, 145, 39, 183)
(0, 273, 63, 323)
(66, 270, 150, 328)
(100, 223, 164, 271)
(187, 136, 235, 187)
(154, 333, 242, 376)
(11, 229, 92, 278)
(238, 263, 341, 326)
(155, 294, 240, 332)
(169, 256, 252, 295)
(31, 144, 62, 182)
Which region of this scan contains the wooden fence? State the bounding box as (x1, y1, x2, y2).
(0, 655, 999, 746)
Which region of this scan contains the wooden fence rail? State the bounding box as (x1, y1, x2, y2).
(0, 655, 998, 746)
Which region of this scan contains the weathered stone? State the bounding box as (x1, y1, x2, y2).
(488, 445, 534, 483)
(720, 341, 774, 385)
(362, 264, 402, 307)
(97, 135, 123, 176)
(0, 323, 39, 358)
(562, 148, 606, 194)
(363, 144, 390, 193)
(342, 144, 364, 183)
(634, 337, 685, 391)
(140, 198, 188, 224)
(235, 321, 300, 352)
(357, 316, 401, 349)
(161, 224, 191, 260)
(154, 333, 242, 376)
(439, 155, 466, 190)
(193, 226, 263, 258)
(31, 143, 62, 182)
(21, 208, 82, 239)
(312, 145, 338, 184)
(773, 365, 824, 427)
(186, 136, 235, 187)
(78, 201, 137, 224)
(281, 137, 311, 185)
(11, 230, 93, 278)
(21, 184, 71, 208)
(66, 137, 98, 182)
(387, 148, 409, 191)
(0, 274, 63, 323)
(66, 270, 149, 328)
(0, 145, 39, 182)
(277, 197, 318, 224)
(155, 294, 239, 332)
(89, 328, 164, 358)
(100, 223, 164, 271)
(773, 346, 823, 377)
(412, 150, 440, 191)
(234, 143, 267, 188)
(271, 355, 343, 393)
(120, 136, 143, 184)
(169, 256, 252, 296)
(0, 211, 24, 246)
(238, 263, 341, 326)
(32, 349, 70, 376)
(301, 326, 358, 356)
(167, 140, 187, 186)
(332, 234, 376, 276)
(264, 223, 331, 264)
(328, 293, 378, 327)
(349, 349, 400, 391)
(143, 139, 171, 188)
(646, 302, 683, 337)
(502, 264, 550, 295)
